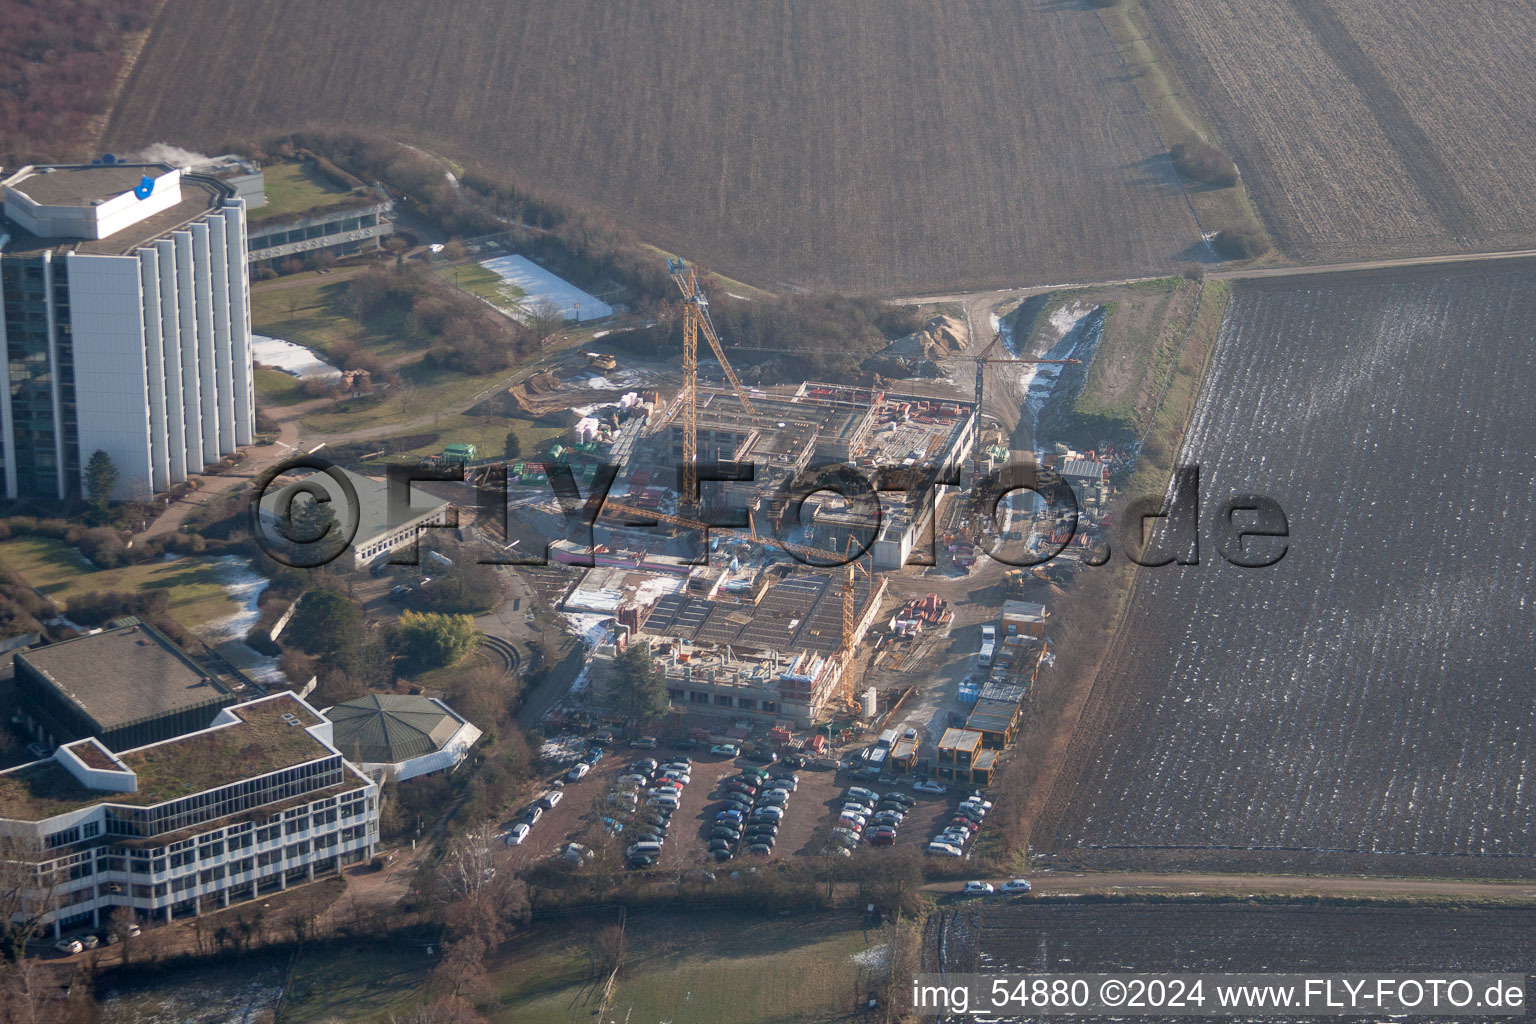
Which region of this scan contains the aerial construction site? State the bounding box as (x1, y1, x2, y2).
(471, 257, 1093, 800)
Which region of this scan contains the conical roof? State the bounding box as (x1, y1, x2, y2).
(326, 694, 461, 764)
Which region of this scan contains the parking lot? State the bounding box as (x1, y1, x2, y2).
(501, 737, 986, 869)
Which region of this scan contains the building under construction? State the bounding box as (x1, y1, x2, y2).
(591, 639, 844, 729)
(545, 260, 977, 737)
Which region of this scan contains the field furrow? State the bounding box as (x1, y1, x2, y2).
(1047, 263, 1536, 865)
(103, 0, 1199, 293)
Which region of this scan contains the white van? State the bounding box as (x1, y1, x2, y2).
(626, 841, 663, 858)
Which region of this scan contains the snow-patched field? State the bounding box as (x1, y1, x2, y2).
(251, 334, 340, 379)
(479, 254, 613, 322)
(1053, 265, 1536, 860)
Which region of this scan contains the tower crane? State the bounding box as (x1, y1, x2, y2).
(667, 257, 757, 509)
(972, 329, 1080, 478)
(598, 497, 871, 706)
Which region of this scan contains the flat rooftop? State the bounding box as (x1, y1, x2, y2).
(17, 623, 233, 733)
(966, 697, 1022, 733)
(0, 693, 336, 821)
(4, 163, 169, 207)
(938, 727, 983, 751)
(259, 466, 452, 547)
(0, 169, 232, 257)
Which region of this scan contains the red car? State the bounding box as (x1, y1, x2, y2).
(724, 781, 757, 797)
(837, 817, 864, 832)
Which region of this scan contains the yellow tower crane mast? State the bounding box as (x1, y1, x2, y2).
(667, 257, 757, 509)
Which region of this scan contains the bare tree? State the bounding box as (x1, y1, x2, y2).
(0, 833, 62, 961)
(107, 907, 139, 966)
(0, 953, 56, 1024)
(389, 995, 487, 1024)
(525, 297, 566, 339)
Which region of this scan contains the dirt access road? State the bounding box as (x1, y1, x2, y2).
(934, 872, 1536, 903)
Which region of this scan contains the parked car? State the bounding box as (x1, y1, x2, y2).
(1000, 878, 1033, 894)
(54, 938, 83, 955)
(723, 780, 758, 797)
(782, 754, 807, 769)
(751, 805, 785, 820)
(742, 748, 779, 765)
(711, 848, 734, 862)
(592, 730, 616, 744)
(631, 832, 665, 846)
(674, 737, 702, 750)
(628, 854, 658, 868)
(708, 839, 734, 852)
(523, 805, 544, 825)
(106, 923, 140, 944)
(882, 792, 916, 807)
(748, 843, 774, 856)
(867, 832, 896, 847)
(631, 758, 660, 773)
(567, 763, 591, 782)
(962, 880, 995, 895)
(711, 827, 742, 842)
(538, 790, 563, 810)
(847, 787, 880, 804)
(660, 770, 692, 785)
(630, 736, 658, 749)
(912, 781, 948, 795)
(506, 823, 531, 845)
(758, 791, 789, 807)
(710, 743, 741, 757)
(926, 841, 963, 857)
(740, 766, 771, 780)
(388, 585, 412, 601)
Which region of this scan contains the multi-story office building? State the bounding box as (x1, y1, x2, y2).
(0, 691, 379, 937)
(11, 621, 245, 753)
(0, 161, 255, 500)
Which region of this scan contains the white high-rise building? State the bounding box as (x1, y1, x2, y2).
(0, 162, 254, 500)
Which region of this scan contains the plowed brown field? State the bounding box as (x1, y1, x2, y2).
(103, 0, 1200, 293)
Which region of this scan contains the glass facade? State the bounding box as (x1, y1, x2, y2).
(1, 255, 79, 497)
(100, 755, 346, 839)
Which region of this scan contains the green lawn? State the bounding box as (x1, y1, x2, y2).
(0, 536, 244, 628)
(249, 160, 355, 223)
(489, 913, 882, 1024)
(250, 278, 421, 364)
(443, 262, 525, 308)
(387, 413, 565, 461)
(282, 944, 435, 1024)
(253, 366, 310, 406)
